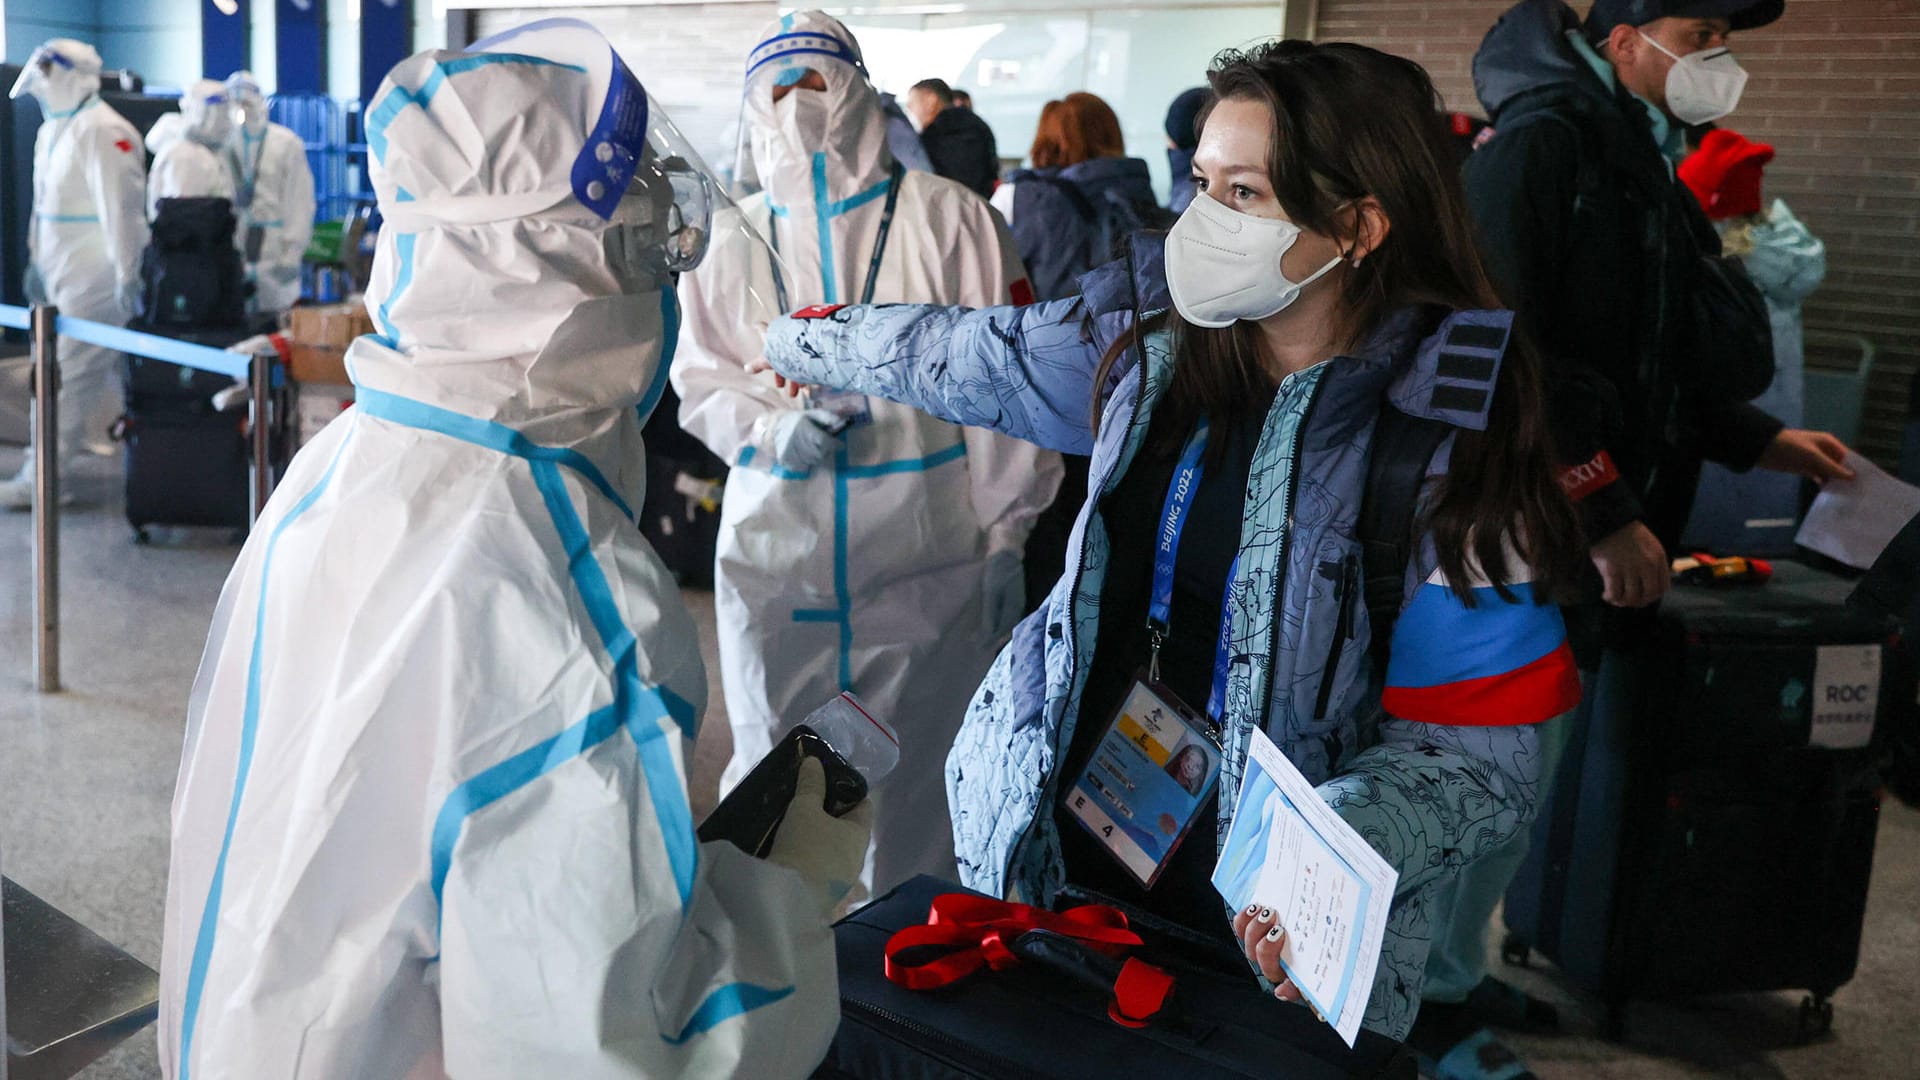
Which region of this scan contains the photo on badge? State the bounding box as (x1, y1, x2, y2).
(1065, 680, 1221, 888)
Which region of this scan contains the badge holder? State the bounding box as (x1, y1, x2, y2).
(1064, 674, 1223, 889)
(808, 385, 873, 429)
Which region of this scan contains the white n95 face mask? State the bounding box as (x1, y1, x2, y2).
(1640, 32, 1748, 126)
(1165, 193, 1345, 329)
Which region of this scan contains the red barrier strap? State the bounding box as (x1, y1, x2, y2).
(883, 894, 1143, 992)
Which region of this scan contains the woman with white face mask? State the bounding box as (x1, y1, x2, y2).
(758, 40, 1591, 1040)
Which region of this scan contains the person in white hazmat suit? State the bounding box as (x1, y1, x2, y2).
(673, 9, 1062, 896)
(158, 21, 866, 1079)
(2, 39, 148, 510)
(146, 79, 237, 219)
(224, 71, 314, 316)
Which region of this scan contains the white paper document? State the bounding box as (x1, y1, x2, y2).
(1211, 728, 1397, 1047)
(1795, 453, 1920, 570)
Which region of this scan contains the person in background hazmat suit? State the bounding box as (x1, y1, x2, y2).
(158, 21, 865, 1079)
(2, 39, 148, 511)
(224, 71, 314, 316)
(146, 79, 237, 219)
(674, 9, 1061, 897)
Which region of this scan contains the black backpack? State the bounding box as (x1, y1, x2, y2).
(1015, 171, 1177, 300)
(140, 196, 247, 331)
(1483, 108, 1772, 404)
(1357, 409, 1453, 663)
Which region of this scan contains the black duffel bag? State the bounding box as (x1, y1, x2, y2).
(814, 875, 1414, 1080)
(141, 196, 247, 331)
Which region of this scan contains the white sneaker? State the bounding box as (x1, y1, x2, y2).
(0, 476, 31, 511)
(0, 476, 76, 511)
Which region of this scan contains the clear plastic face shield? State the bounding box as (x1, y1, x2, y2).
(465, 19, 790, 310)
(226, 74, 268, 137)
(9, 45, 74, 103)
(730, 25, 869, 198)
(188, 87, 233, 147)
(604, 128, 717, 283)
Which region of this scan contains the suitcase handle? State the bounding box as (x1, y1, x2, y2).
(1010, 928, 1176, 1028)
(882, 894, 1176, 1028)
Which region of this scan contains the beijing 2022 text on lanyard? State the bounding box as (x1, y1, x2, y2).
(1063, 420, 1234, 889)
(766, 162, 905, 429)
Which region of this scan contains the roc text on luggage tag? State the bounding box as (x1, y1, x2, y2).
(1810, 644, 1880, 750)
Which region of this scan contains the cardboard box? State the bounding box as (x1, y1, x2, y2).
(296, 384, 356, 450)
(289, 344, 352, 386)
(288, 300, 375, 351)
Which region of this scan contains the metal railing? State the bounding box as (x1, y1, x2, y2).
(0, 303, 279, 694)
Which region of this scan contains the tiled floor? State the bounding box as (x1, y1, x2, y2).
(1, 447, 1914, 1078)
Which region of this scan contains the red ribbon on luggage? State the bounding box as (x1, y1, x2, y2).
(882, 894, 1176, 1026)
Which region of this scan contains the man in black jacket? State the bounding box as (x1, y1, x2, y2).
(906, 78, 1000, 198)
(1415, 1, 1854, 1073)
(1466, 0, 1849, 610)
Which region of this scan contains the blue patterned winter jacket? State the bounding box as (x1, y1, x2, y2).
(764, 242, 1575, 1036)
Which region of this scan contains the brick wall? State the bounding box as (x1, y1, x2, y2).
(1317, 0, 1920, 467)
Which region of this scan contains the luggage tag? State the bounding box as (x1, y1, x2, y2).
(1064, 675, 1223, 890)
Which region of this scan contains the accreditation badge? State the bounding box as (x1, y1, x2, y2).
(1064, 675, 1222, 889)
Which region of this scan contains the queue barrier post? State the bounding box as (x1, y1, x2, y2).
(30, 306, 60, 694)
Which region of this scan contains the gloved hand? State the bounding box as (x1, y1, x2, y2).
(116, 278, 143, 319)
(768, 756, 874, 919)
(767, 408, 843, 471)
(22, 265, 47, 305)
(982, 549, 1026, 638)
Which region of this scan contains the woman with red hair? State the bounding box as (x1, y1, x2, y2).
(990, 92, 1165, 303)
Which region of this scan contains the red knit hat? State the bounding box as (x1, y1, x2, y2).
(1679, 128, 1776, 220)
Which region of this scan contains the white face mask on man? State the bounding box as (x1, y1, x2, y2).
(1164, 192, 1345, 329)
(1639, 30, 1748, 125)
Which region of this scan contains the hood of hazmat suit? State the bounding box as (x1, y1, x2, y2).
(160, 19, 840, 1080)
(6, 38, 148, 481)
(144, 111, 186, 158)
(672, 9, 1061, 899)
(148, 79, 237, 219)
(223, 70, 314, 313)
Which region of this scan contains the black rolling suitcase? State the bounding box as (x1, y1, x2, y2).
(639, 382, 726, 586)
(120, 327, 287, 540)
(119, 196, 285, 540)
(1502, 562, 1902, 1042)
(815, 875, 1415, 1080)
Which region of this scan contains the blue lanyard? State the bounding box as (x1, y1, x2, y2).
(768, 161, 904, 315)
(1148, 419, 1238, 729)
(1148, 420, 1209, 675)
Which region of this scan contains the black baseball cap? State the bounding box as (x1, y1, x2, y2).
(1585, 0, 1785, 42)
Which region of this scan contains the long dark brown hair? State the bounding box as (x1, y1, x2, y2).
(1097, 40, 1583, 603)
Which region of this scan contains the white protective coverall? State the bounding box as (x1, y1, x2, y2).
(673, 10, 1061, 895)
(160, 21, 854, 1079)
(147, 79, 237, 219)
(3, 39, 148, 507)
(224, 71, 314, 315)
